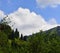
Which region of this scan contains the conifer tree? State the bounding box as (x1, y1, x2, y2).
(8, 30, 15, 40)
(20, 33, 23, 40)
(15, 28, 19, 38)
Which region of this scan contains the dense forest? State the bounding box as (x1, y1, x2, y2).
(0, 18, 60, 53)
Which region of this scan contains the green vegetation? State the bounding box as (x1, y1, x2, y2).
(0, 17, 60, 53)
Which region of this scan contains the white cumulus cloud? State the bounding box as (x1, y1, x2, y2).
(8, 8, 47, 35)
(0, 8, 58, 36)
(0, 10, 6, 21)
(36, 0, 60, 8)
(7, 7, 57, 35)
(48, 18, 57, 25)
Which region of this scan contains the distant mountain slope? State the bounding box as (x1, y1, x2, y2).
(27, 26, 60, 40)
(45, 26, 60, 36)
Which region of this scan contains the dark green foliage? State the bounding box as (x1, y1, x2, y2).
(20, 33, 23, 40)
(15, 28, 19, 38)
(8, 30, 15, 40)
(0, 22, 60, 53)
(23, 36, 28, 41)
(8, 29, 19, 40)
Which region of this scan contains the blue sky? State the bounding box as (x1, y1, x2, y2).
(0, 0, 60, 35)
(0, 0, 60, 24)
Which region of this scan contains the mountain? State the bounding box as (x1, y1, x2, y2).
(23, 26, 60, 41)
(45, 26, 60, 36)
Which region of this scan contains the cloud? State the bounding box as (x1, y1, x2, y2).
(8, 8, 46, 35)
(0, 10, 6, 21)
(6, 7, 57, 35)
(48, 18, 57, 25)
(36, 0, 60, 8)
(0, 8, 58, 36)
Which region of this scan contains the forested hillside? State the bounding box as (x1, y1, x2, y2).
(0, 21, 60, 53)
